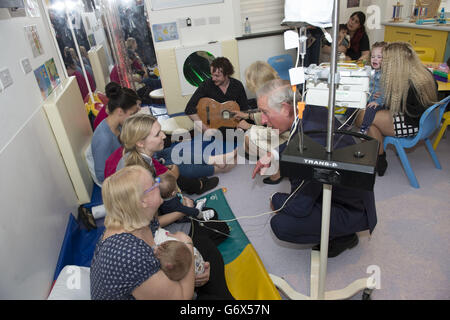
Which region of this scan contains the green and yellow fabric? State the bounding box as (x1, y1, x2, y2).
(199, 188, 281, 300)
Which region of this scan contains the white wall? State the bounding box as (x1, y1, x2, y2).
(145, 0, 294, 111)
(146, 0, 239, 49)
(237, 35, 297, 99)
(0, 1, 78, 299)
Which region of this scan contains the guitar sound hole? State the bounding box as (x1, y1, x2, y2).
(222, 111, 231, 119)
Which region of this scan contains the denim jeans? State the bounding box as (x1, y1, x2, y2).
(155, 134, 237, 178)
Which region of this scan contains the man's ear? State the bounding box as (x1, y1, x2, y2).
(280, 102, 293, 116)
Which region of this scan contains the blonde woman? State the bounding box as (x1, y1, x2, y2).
(234, 61, 289, 184)
(355, 41, 438, 176)
(91, 165, 234, 300)
(116, 114, 220, 196)
(90, 165, 195, 300)
(116, 114, 231, 246)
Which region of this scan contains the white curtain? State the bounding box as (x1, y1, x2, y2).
(283, 0, 334, 28)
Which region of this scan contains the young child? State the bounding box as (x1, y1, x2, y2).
(359, 41, 388, 135)
(338, 24, 351, 53)
(320, 24, 350, 63)
(158, 174, 215, 221)
(153, 228, 205, 281)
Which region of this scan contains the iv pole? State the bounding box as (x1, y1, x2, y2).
(269, 0, 376, 300)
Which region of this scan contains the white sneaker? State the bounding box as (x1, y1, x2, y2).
(197, 209, 215, 221)
(195, 198, 207, 211)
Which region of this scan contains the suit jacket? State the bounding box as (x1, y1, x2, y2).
(277, 106, 377, 237)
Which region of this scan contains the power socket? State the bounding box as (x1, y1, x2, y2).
(0, 68, 13, 89)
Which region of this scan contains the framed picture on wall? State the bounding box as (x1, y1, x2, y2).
(151, 0, 223, 11)
(347, 0, 360, 8)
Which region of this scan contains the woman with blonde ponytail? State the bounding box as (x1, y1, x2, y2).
(117, 114, 219, 198)
(358, 42, 437, 176)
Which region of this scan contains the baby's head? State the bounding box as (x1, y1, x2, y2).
(338, 24, 349, 39)
(371, 41, 387, 70)
(155, 240, 192, 281)
(159, 174, 178, 199)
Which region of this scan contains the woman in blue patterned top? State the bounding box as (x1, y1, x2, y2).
(90, 165, 195, 299)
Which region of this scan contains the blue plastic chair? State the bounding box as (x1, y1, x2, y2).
(383, 95, 450, 188)
(267, 54, 294, 80)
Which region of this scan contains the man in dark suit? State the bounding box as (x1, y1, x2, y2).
(252, 79, 377, 257)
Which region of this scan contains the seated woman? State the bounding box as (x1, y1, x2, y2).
(321, 11, 370, 63)
(91, 165, 233, 300)
(116, 114, 231, 247)
(105, 114, 220, 195)
(354, 42, 438, 176)
(90, 82, 140, 184)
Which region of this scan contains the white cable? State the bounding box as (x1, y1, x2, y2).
(189, 180, 306, 225)
(338, 108, 359, 130)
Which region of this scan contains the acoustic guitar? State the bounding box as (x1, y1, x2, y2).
(196, 98, 258, 129)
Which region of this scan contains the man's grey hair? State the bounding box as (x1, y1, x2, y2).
(256, 79, 296, 111)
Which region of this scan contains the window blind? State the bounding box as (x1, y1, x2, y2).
(240, 0, 287, 34)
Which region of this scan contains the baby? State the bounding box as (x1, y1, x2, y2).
(154, 228, 205, 281)
(320, 24, 351, 63)
(359, 41, 388, 135)
(338, 23, 351, 52)
(158, 174, 215, 221)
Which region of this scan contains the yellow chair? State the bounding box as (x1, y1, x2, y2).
(413, 47, 436, 62)
(433, 111, 450, 150)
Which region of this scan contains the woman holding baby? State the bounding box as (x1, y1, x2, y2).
(90, 161, 233, 300)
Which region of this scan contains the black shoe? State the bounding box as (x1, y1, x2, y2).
(78, 206, 97, 231)
(376, 152, 388, 176)
(197, 177, 219, 195)
(312, 233, 359, 258)
(263, 176, 283, 185)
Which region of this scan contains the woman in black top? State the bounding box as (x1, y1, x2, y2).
(320, 11, 370, 62)
(345, 11, 370, 62)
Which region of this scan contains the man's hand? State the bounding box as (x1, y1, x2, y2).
(233, 111, 249, 120)
(237, 120, 252, 130)
(252, 152, 272, 179)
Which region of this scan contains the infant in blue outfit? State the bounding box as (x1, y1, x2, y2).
(158, 174, 215, 221)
